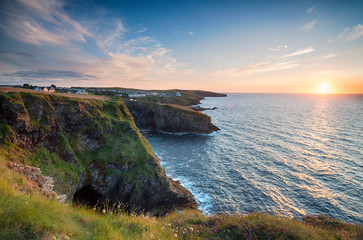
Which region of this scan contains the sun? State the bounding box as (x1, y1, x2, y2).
(317, 82, 331, 94)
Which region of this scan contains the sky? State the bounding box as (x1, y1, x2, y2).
(0, 0, 362, 93)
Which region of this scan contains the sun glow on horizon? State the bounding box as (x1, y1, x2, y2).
(317, 82, 331, 94)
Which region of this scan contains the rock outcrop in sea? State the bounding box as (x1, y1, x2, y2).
(125, 101, 220, 133)
(0, 92, 197, 215)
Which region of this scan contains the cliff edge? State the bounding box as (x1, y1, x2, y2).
(125, 101, 220, 133)
(0, 91, 197, 215)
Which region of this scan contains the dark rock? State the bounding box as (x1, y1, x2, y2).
(125, 101, 219, 133)
(0, 92, 197, 215)
(191, 106, 218, 111)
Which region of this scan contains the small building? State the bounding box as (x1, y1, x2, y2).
(41, 87, 55, 92)
(75, 90, 88, 94)
(128, 93, 147, 98)
(176, 92, 181, 97)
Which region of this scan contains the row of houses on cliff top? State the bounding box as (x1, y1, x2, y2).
(32, 86, 88, 95)
(34, 86, 56, 92)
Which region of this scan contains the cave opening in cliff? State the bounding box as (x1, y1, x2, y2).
(73, 185, 103, 206)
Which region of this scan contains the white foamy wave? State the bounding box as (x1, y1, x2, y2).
(172, 176, 213, 214)
(146, 94, 363, 224)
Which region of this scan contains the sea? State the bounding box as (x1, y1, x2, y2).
(142, 93, 363, 224)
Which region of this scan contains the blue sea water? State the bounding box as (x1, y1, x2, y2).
(142, 94, 363, 224)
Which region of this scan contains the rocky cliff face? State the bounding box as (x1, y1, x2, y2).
(0, 92, 197, 215)
(125, 101, 220, 133)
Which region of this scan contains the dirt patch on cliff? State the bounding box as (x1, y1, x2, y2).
(0, 87, 111, 101)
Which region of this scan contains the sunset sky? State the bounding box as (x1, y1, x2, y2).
(0, 0, 362, 93)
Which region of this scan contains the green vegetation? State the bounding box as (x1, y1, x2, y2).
(0, 162, 361, 240)
(86, 87, 226, 106)
(0, 91, 161, 193)
(0, 91, 361, 240)
(0, 123, 12, 142)
(27, 148, 82, 193)
(133, 89, 226, 106)
(136, 93, 201, 106)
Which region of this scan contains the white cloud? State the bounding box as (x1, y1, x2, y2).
(306, 6, 315, 14)
(3, 18, 68, 46)
(215, 61, 299, 76)
(268, 45, 288, 52)
(302, 20, 318, 31)
(280, 47, 315, 59)
(8, 0, 92, 45)
(136, 26, 147, 34)
(98, 20, 126, 49)
(170, 30, 194, 36)
(0, 0, 194, 84)
(321, 53, 337, 59)
(338, 24, 363, 41)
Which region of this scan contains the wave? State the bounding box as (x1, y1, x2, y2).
(146, 94, 363, 224)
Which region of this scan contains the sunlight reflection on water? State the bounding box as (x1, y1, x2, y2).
(145, 94, 363, 224)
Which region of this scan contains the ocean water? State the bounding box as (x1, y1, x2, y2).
(142, 94, 363, 224)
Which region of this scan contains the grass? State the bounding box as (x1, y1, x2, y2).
(136, 93, 202, 106)
(0, 159, 176, 239)
(26, 147, 83, 193)
(0, 123, 12, 142)
(0, 142, 362, 240)
(1, 154, 362, 240)
(0, 166, 361, 240)
(0, 91, 362, 240)
(0, 92, 163, 192)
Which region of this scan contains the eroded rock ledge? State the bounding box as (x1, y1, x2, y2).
(125, 101, 220, 133)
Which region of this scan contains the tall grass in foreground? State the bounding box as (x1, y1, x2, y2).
(0, 178, 176, 240)
(0, 160, 362, 240)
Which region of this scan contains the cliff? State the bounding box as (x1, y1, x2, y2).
(132, 90, 227, 106)
(0, 91, 197, 215)
(1, 91, 362, 240)
(125, 101, 220, 133)
(180, 90, 227, 98)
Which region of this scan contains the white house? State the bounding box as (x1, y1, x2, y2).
(128, 93, 147, 98)
(75, 90, 88, 94)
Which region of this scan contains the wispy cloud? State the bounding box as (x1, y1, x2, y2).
(1, 70, 96, 80)
(171, 30, 195, 36)
(338, 24, 363, 41)
(215, 45, 316, 77)
(98, 20, 126, 49)
(215, 61, 299, 76)
(280, 46, 315, 59)
(0, 0, 193, 85)
(268, 45, 288, 52)
(0, 50, 34, 58)
(301, 20, 318, 31)
(136, 26, 147, 34)
(306, 6, 315, 14)
(321, 53, 337, 59)
(0, 0, 91, 46)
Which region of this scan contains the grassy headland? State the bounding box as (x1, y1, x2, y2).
(0, 90, 197, 216)
(0, 89, 361, 239)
